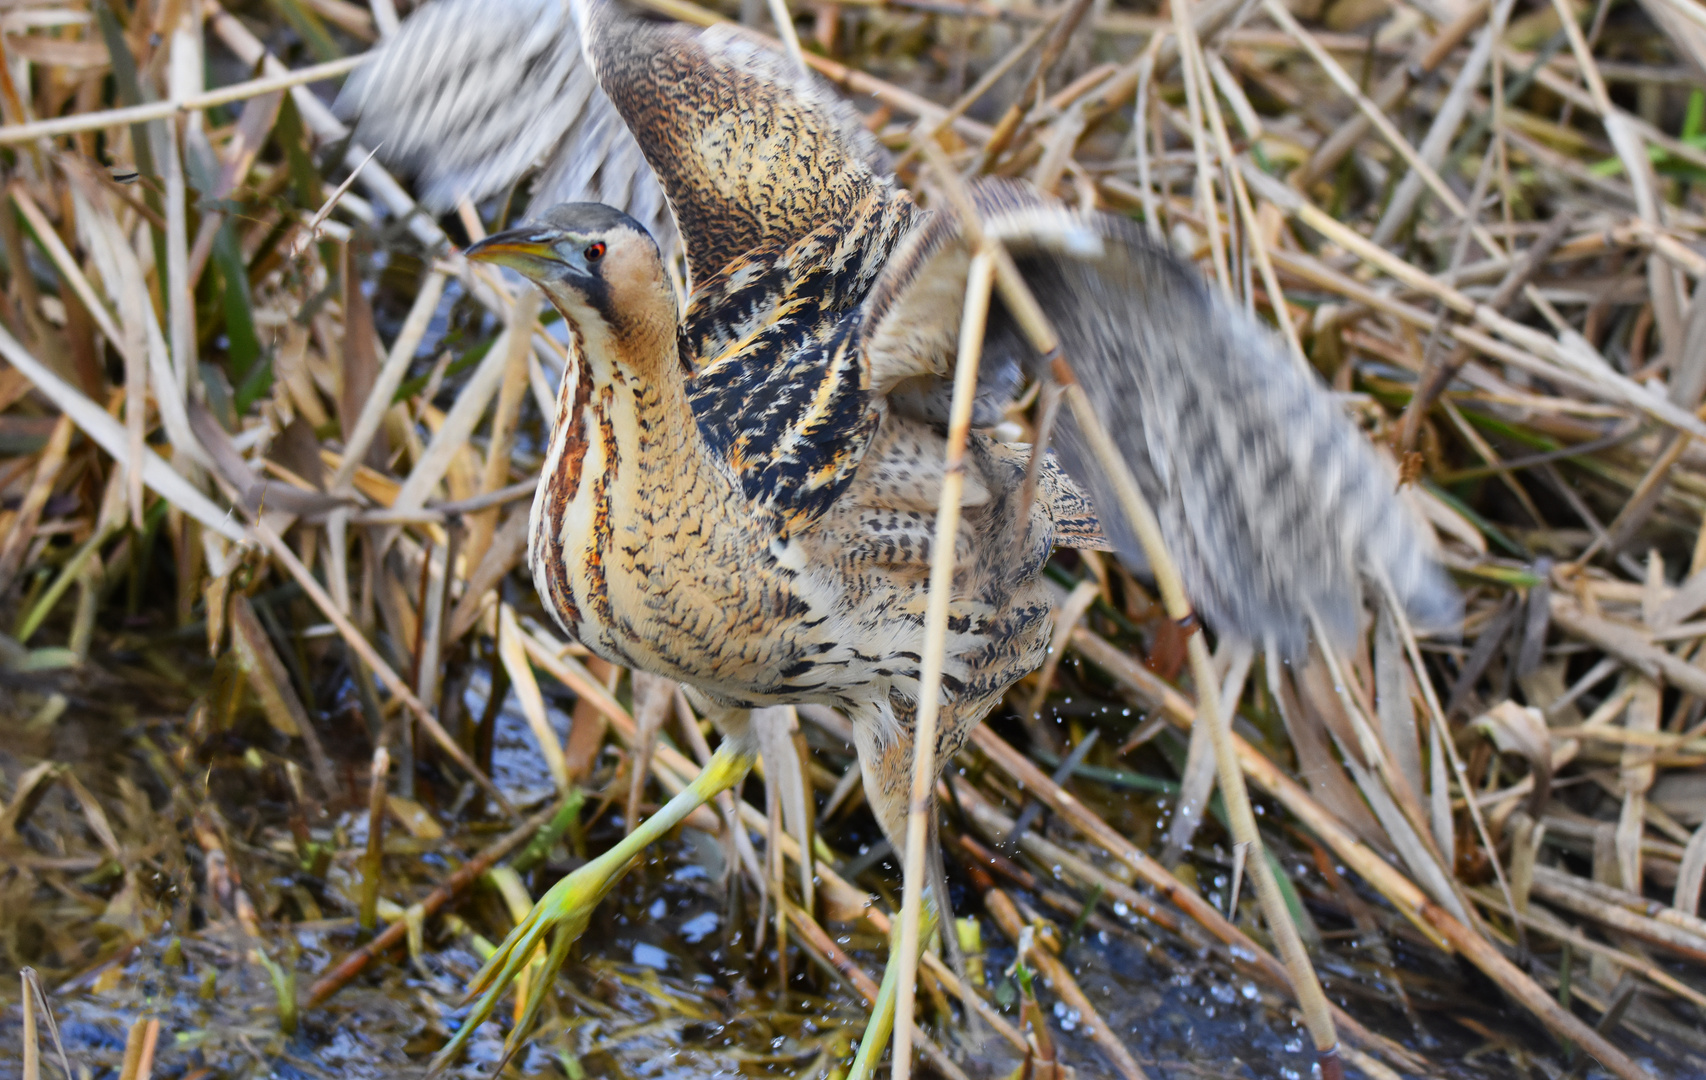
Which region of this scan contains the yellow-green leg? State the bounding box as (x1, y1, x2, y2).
(430, 742, 756, 1074)
(846, 901, 939, 1080)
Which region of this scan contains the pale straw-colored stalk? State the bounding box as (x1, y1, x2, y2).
(890, 243, 996, 1080)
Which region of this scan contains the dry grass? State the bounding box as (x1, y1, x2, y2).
(1, 0, 1704, 1077)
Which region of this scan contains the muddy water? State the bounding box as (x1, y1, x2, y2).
(1, 654, 1695, 1079)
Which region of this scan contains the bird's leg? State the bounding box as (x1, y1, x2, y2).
(846, 888, 942, 1080)
(841, 753, 956, 1080)
(429, 739, 757, 1074)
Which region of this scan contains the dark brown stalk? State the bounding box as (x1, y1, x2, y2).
(306, 802, 562, 1008)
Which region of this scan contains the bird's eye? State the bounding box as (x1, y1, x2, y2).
(584, 242, 606, 262)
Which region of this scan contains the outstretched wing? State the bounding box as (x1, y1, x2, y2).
(334, 0, 675, 251)
(338, 0, 896, 286)
(577, 0, 895, 283)
(861, 180, 1458, 652)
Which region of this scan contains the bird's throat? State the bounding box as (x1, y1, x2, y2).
(527, 298, 722, 665)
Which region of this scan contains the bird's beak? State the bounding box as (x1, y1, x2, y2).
(464, 228, 564, 276)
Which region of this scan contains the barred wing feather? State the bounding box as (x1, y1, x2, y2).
(863, 180, 1458, 652)
(337, 0, 897, 285)
(334, 0, 676, 252)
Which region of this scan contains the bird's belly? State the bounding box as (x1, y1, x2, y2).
(528, 412, 1060, 720)
(537, 500, 1051, 716)
(531, 462, 862, 705)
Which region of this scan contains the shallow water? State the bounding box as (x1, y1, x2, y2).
(1, 650, 1699, 1080)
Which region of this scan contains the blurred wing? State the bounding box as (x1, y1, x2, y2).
(578, 0, 895, 283)
(863, 180, 1458, 652)
(863, 190, 1096, 426)
(334, 0, 676, 252)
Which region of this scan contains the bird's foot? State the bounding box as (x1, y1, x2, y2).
(845, 902, 939, 1080)
(429, 743, 756, 1074)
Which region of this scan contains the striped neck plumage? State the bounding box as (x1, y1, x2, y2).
(466, 204, 713, 647)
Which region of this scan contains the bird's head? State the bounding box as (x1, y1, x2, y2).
(465, 203, 676, 359)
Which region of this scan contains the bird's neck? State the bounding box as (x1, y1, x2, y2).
(536, 285, 701, 514)
(530, 288, 732, 651)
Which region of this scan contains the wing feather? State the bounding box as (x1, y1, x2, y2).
(335, 0, 676, 250)
(340, 0, 896, 284)
(862, 179, 1458, 651)
(579, 1, 897, 283)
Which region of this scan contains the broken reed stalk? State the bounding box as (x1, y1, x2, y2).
(984, 889, 1150, 1080)
(117, 1018, 158, 1080)
(0, 56, 367, 144)
(306, 802, 562, 1007)
(21, 969, 37, 1080)
(359, 746, 389, 932)
(22, 968, 71, 1080)
(889, 244, 997, 1080)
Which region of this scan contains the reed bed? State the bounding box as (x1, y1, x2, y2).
(0, 0, 1704, 1076)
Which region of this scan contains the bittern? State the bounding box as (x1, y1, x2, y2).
(341, 0, 1456, 1069)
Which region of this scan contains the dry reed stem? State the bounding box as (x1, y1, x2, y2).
(1062, 629, 1656, 1080)
(1160, 642, 1247, 862)
(984, 888, 1150, 1080)
(498, 603, 571, 796)
(115, 1018, 157, 1080)
(20, 970, 38, 1080)
(762, 0, 808, 75)
(1171, 0, 1230, 293)
(0, 56, 367, 144)
(3, 0, 1704, 1073)
(465, 289, 540, 569)
(892, 243, 996, 1080)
